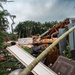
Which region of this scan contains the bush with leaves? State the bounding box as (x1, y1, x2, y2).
(21, 46, 32, 54)
(0, 31, 6, 50)
(9, 34, 17, 41)
(63, 45, 73, 59)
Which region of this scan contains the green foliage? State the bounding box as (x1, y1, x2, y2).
(15, 20, 58, 38)
(21, 46, 32, 54)
(0, 61, 19, 75)
(0, 70, 9, 75)
(0, 4, 9, 50)
(63, 45, 73, 59)
(9, 34, 17, 41)
(0, 11, 9, 31)
(0, 31, 6, 50)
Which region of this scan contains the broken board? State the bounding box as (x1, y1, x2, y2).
(7, 45, 57, 75)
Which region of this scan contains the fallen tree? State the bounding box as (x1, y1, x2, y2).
(19, 26, 75, 75)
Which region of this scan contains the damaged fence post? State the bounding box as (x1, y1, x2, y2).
(19, 26, 75, 75)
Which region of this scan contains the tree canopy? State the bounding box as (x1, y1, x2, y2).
(15, 20, 58, 38)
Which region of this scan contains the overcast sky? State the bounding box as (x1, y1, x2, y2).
(1, 0, 75, 32)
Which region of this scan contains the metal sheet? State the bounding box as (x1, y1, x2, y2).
(58, 28, 66, 55)
(52, 56, 75, 75)
(69, 18, 75, 24)
(68, 24, 74, 50)
(7, 45, 57, 75)
(73, 24, 75, 49)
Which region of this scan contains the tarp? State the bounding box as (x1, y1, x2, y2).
(6, 45, 57, 75)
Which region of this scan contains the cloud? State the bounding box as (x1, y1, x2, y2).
(1, 0, 75, 32)
(51, 0, 75, 20)
(3, 0, 57, 23)
(27, 0, 75, 22)
(3, 0, 75, 23)
(26, 0, 57, 22)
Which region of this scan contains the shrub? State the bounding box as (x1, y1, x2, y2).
(63, 45, 73, 59)
(0, 31, 6, 50)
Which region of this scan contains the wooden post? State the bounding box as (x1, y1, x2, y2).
(19, 26, 75, 75)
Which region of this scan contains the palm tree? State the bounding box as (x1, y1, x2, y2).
(0, 10, 9, 31)
(0, 3, 9, 31)
(0, 3, 9, 50)
(0, 3, 16, 33)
